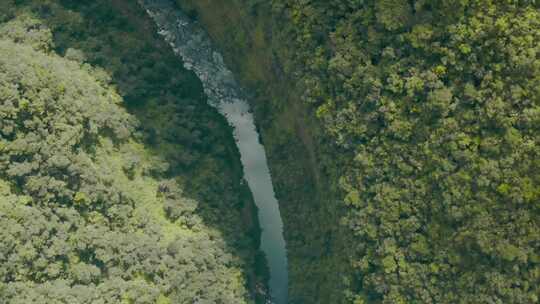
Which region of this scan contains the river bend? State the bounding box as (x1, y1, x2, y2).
(139, 1, 289, 303)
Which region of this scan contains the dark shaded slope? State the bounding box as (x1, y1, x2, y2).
(174, 1, 353, 303)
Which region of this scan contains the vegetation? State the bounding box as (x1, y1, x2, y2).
(0, 1, 264, 303)
(274, 1, 540, 303)
(274, 0, 540, 303)
(177, 0, 540, 303)
(1, 0, 539, 303)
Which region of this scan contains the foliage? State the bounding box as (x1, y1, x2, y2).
(269, 0, 540, 303)
(0, 2, 261, 303)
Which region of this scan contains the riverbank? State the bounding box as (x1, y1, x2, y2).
(138, 2, 288, 302)
(173, 1, 355, 303)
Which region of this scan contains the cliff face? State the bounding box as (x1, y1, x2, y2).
(174, 1, 353, 303)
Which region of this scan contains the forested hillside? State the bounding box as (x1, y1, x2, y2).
(177, 0, 540, 303)
(0, 1, 264, 303)
(274, 1, 540, 303)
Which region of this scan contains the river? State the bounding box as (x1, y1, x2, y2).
(139, 1, 289, 303)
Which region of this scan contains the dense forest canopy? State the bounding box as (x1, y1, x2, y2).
(0, 1, 263, 303)
(269, 0, 540, 303)
(1, 0, 539, 303)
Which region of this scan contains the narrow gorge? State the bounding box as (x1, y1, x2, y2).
(140, 1, 289, 302)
